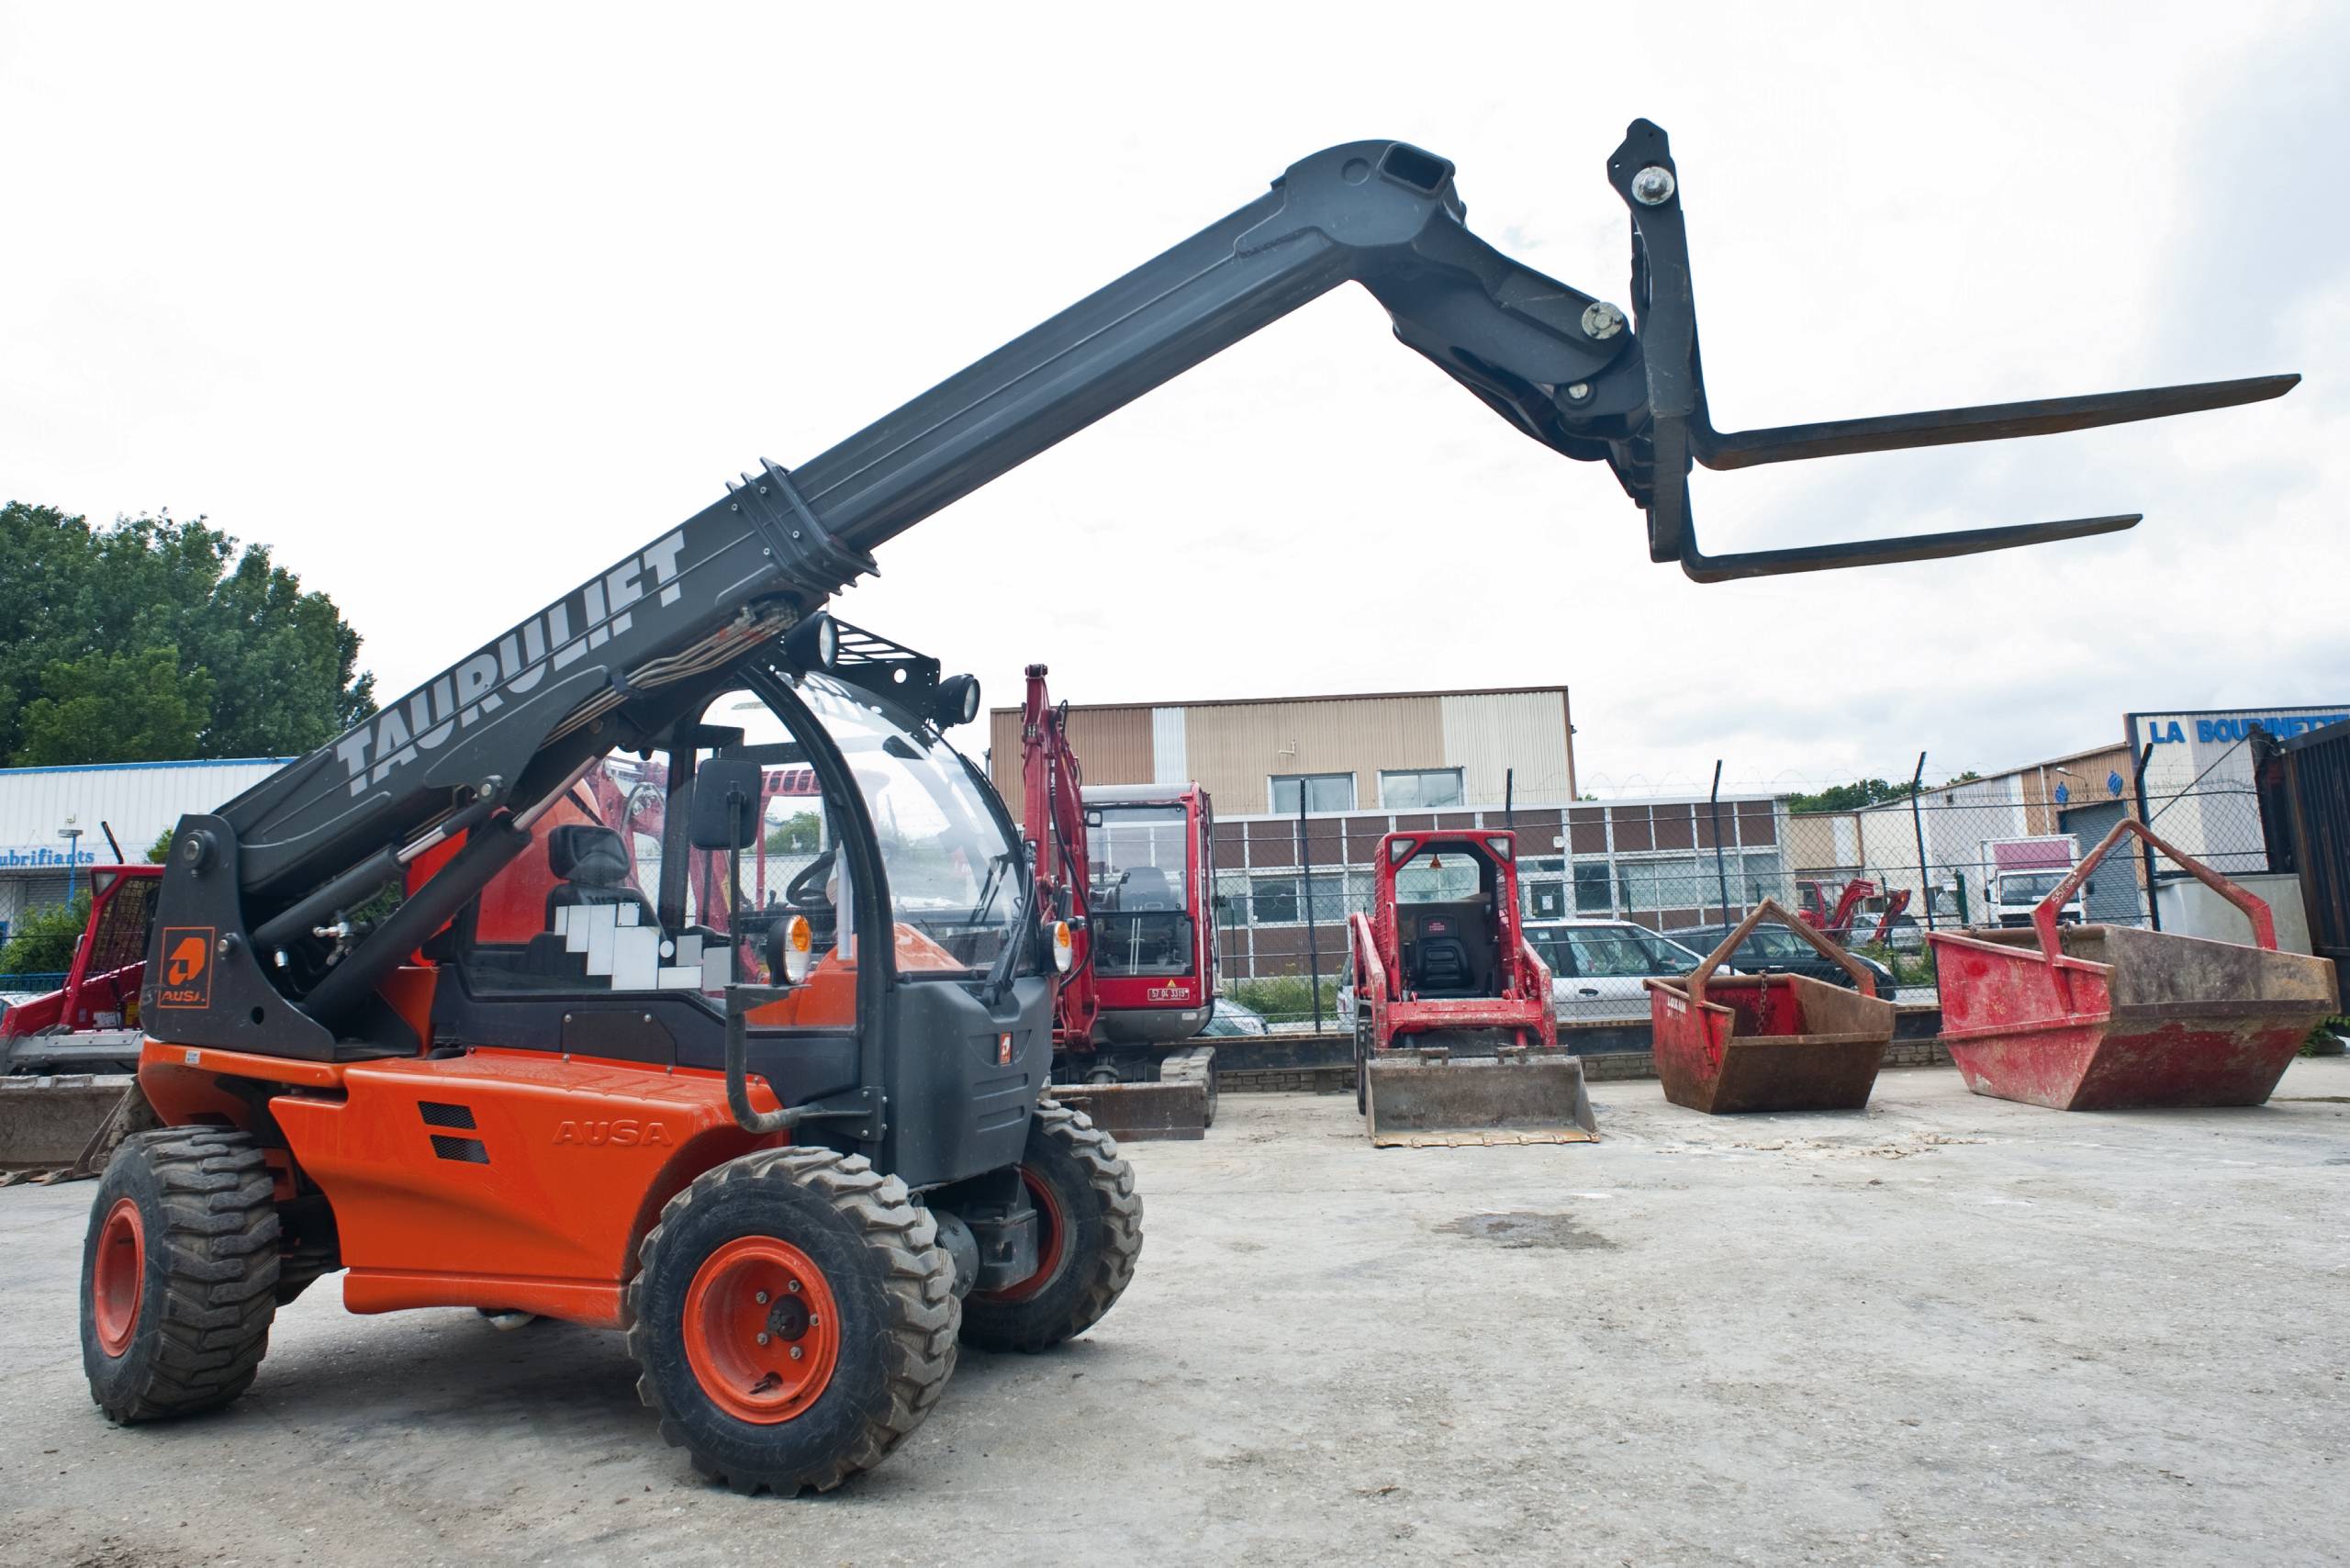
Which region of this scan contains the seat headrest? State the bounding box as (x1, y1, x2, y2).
(548, 823, 632, 886)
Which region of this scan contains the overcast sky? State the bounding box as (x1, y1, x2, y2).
(4, 3, 2342, 801)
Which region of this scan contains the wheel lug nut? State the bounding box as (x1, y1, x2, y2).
(755, 1331, 770, 1345)
(755, 1291, 768, 1304)
(808, 1314, 820, 1327)
(789, 1346, 804, 1361)
(787, 1279, 801, 1294)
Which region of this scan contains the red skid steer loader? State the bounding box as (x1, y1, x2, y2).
(1348, 830, 1598, 1146)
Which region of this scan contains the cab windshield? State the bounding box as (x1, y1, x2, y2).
(792, 672, 1020, 970)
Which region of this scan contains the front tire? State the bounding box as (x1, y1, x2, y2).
(626, 1148, 957, 1495)
(81, 1128, 281, 1423)
(959, 1100, 1142, 1353)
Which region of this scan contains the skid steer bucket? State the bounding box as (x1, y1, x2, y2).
(1930, 820, 2338, 1111)
(1645, 900, 1895, 1114)
(1046, 1080, 1210, 1141)
(1363, 1050, 1598, 1147)
(0, 1074, 142, 1184)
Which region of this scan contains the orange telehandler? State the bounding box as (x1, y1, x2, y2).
(72, 122, 2292, 1493)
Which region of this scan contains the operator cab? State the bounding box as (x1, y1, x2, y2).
(418, 624, 1047, 1189)
(1391, 836, 1510, 999)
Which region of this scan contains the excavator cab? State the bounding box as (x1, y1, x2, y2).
(1348, 831, 1598, 1147)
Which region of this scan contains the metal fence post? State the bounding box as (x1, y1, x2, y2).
(1298, 791, 1323, 1033)
(1709, 759, 1729, 916)
(1910, 751, 1934, 932)
(2131, 737, 2162, 932)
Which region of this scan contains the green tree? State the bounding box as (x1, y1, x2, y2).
(1786, 778, 1913, 814)
(1787, 769, 1987, 813)
(765, 812, 823, 854)
(18, 646, 216, 766)
(0, 891, 92, 974)
(0, 502, 374, 767)
(146, 829, 175, 864)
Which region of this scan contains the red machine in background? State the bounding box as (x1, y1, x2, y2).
(1021, 666, 1219, 1136)
(1796, 876, 1912, 946)
(1348, 828, 1597, 1147)
(1, 865, 165, 1181)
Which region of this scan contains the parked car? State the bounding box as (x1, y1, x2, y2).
(1524, 919, 1715, 1023)
(1200, 996, 1270, 1037)
(1662, 920, 1899, 994)
(1846, 911, 1924, 953)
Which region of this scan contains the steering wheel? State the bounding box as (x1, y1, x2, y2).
(785, 848, 836, 908)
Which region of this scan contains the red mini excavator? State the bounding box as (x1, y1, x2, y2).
(1018, 666, 1220, 1138)
(75, 121, 2293, 1494)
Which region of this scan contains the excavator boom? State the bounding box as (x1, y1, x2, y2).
(160, 121, 2294, 1051)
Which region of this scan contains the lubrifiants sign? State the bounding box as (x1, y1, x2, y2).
(0, 846, 98, 868)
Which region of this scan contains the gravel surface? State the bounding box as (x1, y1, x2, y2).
(6, 1058, 2346, 1566)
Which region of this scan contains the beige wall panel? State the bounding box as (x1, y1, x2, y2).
(1181, 697, 1445, 814)
(1437, 690, 1574, 807)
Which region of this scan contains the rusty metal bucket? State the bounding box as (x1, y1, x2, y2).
(1930, 818, 2338, 1111)
(1645, 898, 1896, 1114)
(1363, 1048, 1598, 1147)
(0, 1074, 144, 1183)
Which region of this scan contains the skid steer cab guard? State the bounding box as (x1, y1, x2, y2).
(1348, 830, 1596, 1146)
(1930, 818, 2337, 1111)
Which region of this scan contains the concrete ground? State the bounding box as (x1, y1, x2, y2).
(6, 1058, 2347, 1568)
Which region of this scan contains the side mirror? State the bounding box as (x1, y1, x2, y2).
(689, 758, 765, 850)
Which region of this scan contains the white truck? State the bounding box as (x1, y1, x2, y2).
(1975, 834, 2086, 928)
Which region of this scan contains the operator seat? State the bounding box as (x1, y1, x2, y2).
(1414, 935, 1472, 995)
(1121, 866, 1179, 912)
(512, 824, 661, 983)
(544, 824, 658, 929)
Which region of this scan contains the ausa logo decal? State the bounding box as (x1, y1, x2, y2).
(156, 928, 215, 1009)
(554, 1119, 674, 1148)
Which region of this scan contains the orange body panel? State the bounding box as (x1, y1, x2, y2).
(744, 924, 963, 1029)
(268, 1049, 784, 1326)
(142, 1041, 788, 1328)
(140, 1041, 342, 1131)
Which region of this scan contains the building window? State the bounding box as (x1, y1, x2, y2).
(1214, 871, 1252, 929)
(1248, 872, 1348, 925)
(1270, 773, 1355, 814)
(1522, 857, 1566, 920)
(1379, 767, 1464, 810)
(1572, 860, 1612, 914)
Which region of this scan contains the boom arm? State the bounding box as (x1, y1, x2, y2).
(190, 121, 2296, 1040)
(1019, 666, 1099, 1048)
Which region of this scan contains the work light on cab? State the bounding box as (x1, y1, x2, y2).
(778, 913, 814, 984)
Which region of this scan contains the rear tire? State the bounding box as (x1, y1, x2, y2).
(627, 1148, 957, 1495)
(959, 1100, 1142, 1353)
(81, 1127, 281, 1423)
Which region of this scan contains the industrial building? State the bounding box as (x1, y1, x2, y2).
(988, 684, 1788, 977)
(0, 758, 288, 948)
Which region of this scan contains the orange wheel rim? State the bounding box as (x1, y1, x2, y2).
(681, 1238, 841, 1425)
(92, 1196, 145, 1358)
(975, 1166, 1067, 1305)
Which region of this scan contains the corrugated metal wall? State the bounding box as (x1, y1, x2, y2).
(1438, 689, 1573, 805)
(0, 759, 290, 862)
(1151, 707, 1187, 786)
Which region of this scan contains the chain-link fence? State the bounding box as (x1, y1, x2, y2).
(1206, 763, 2284, 1033)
